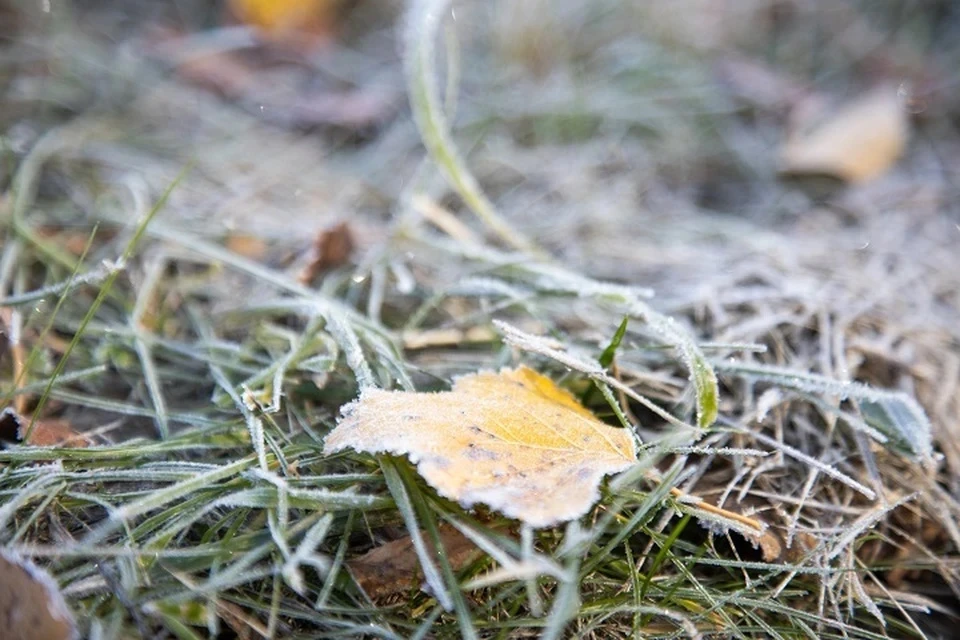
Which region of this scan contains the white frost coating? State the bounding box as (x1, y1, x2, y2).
(755, 388, 784, 424)
(588, 299, 718, 429)
(522, 262, 655, 300)
(716, 360, 933, 459)
(324, 309, 375, 389)
(496, 320, 699, 432)
(658, 446, 770, 458)
(0, 261, 119, 306)
(749, 430, 877, 500)
(494, 320, 604, 376)
(283, 514, 334, 595)
(450, 277, 532, 299)
(825, 492, 918, 561)
(691, 505, 770, 539)
(464, 560, 566, 591)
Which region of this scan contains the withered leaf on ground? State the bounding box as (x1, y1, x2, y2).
(298, 221, 354, 284)
(0, 549, 77, 640)
(347, 524, 483, 599)
(228, 0, 339, 48)
(779, 84, 909, 183)
(0, 408, 91, 448)
(324, 366, 637, 528)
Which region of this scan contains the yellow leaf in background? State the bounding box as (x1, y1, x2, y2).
(228, 0, 336, 38)
(324, 366, 637, 528)
(779, 85, 909, 183)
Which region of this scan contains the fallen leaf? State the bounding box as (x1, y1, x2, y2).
(347, 524, 483, 599)
(228, 0, 338, 49)
(0, 549, 77, 640)
(738, 524, 817, 564)
(324, 366, 637, 528)
(0, 408, 91, 448)
(225, 233, 269, 260)
(35, 226, 118, 257)
(688, 485, 816, 563)
(298, 221, 354, 284)
(779, 85, 909, 183)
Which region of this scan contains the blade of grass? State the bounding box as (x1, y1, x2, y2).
(404, 0, 543, 256)
(23, 168, 186, 441)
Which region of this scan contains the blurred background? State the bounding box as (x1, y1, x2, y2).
(2, 1, 959, 367)
(4, 0, 960, 400)
(3, 0, 958, 251)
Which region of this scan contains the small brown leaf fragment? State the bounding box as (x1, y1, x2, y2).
(0, 409, 90, 448)
(779, 85, 909, 183)
(225, 233, 269, 260)
(34, 226, 117, 257)
(347, 525, 482, 600)
(708, 497, 817, 563)
(748, 528, 783, 563)
(298, 221, 354, 284)
(324, 366, 637, 528)
(25, 419, 91, 448)
(0, 549, 77, 640)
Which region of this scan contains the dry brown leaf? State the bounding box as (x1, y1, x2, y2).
(347, 524, 483, 599)
(225, 233, 269, 260)
(779, 85, 909, 183)
(324, 366, 637, 528)
(699, 493, 816, 563)
(0, 549, 77, 640)
(298, 221, 354, 284)
(0, 409, 91, 448)
(739, 527, 817, 563)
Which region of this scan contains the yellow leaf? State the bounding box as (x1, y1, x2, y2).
(324, 366, 637, 528)
(779, 85, 909, 183)
(228, 0, 336, 37)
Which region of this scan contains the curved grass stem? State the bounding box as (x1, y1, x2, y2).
(404, 0, 545, 258)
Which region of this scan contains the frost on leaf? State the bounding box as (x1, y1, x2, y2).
(323, 366, 637, 528)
